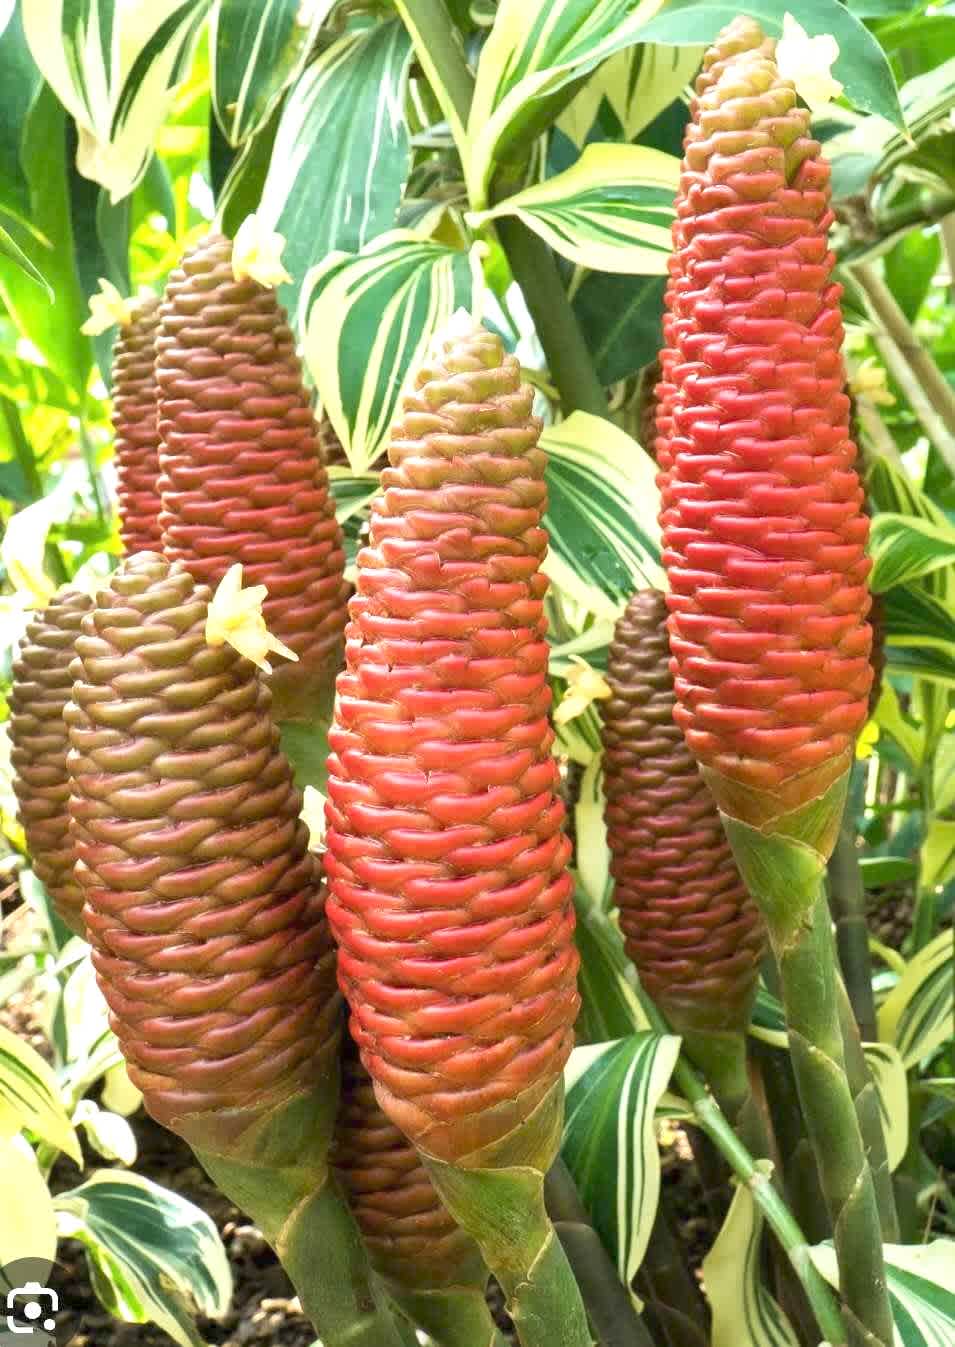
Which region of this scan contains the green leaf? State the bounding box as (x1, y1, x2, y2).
(922, 818, 955, 891)
(858, 856, 919, 889)
(0, 217, 52, 296)
(328, 467, 380, 527)
(811, 1240, 955, 1347)
(748, 982, 788, 1049)
(21, 0, 210, 203)
(572, 272, 666, 386)
(0, 1134, 57, 1268)
(210, 0, 334, 146)
(869, 514, 955, 593)
(562, 1032, 680, 1292)
(574, 755, 610, 910)
(0, 8, 42, 224)
(55, 1170, 232, 1347)
(471, 143, 678, 275)
(0, 1023, 82, 1163)
(557, 42, 702, 148)
(636, 0, 904, 128)
(573, 897, 648, 1044)
(868, 458, 954, 603)
(872, 683, 926, 769)
(257, 21, 413, 314)
(878, 930, 953, 1068)
(883, 229, 942, 324)
(301, 230, 477, 474)
(861, 1041, 908, 1173)
(540, 411, 662, 616)
(883, 586, 955, 689)
(702, 1182, 800, 1347)
(933, 730, 955, 817)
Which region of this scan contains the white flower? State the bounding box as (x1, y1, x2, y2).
(300, 785, 327, 851)
(231, 214, 293, 289)
(205, 564, 298, 672)
(81, 278, 135, 335)
(776, 13, 843, 115)
(554, 657, 613, 726)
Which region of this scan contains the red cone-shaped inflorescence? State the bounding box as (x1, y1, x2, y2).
(9, 589, 93, 935)
(333, 1041, 481, 1289)
(65, 553, 340, 1155)
(658, 18, 872, 825)
(325, 320, 579, 1163)
(155, 233, 348, 717)
(603, 589, 764, 1035)
(113, 295, 163, 554)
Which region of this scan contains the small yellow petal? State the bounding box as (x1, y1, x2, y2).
(232, 215, 293, 289)
(555, 658, 612, 725)
(855, 720, 880, 761)
(205, 564, 299, 672)
(776, 13, 844, 115)
(80, 278, 135, 335)
(301, 785, 327, 851)
(850, 358, 895, 407)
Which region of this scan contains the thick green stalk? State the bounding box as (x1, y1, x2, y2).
(395, 0, 610, 422)
(751, 1041, 829, 1245)
(637, 995, 847, 1347)
(196, 1153, 407, 1347)
(545, 1158, 658, 1347)
(827, 810, 879, 1043)
(912, 765, 940, 950)
(394, 1284, 507, 1347)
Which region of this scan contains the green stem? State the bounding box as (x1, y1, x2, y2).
(912, 766, 939, 950)
(196, 1153, 407, 1347)
(827, 801, 878, 1043)
(638, 997, 847, 1347)
(545, 1158, 658, 1347)
(752, 1040, 829, 1244)
(395, 0, 610, 422)
(1, 395, 43, 500)
(391, 1283, 505, 1347)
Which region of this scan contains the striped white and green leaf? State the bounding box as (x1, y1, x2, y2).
(869, 513, 955, 594)
(0, 1134, 57, 1268)
(256, 20, 413, 313)
(882, 586, 955, 689)
(878, 930, 953, 1069)
(574, 755, 610, 910)
(470, 143, 678, 275)
(811, 1241, 955, 1347)
(328, 468, 381, 527)
(466, 0, 902, 207)
(922, 818, 955, 892)
(21, 0, 209, 202)
(868, 458, 954, 603)
(862, 1041, 908, 1172)
(56, 1171, 232, 1347)
(573, 891, 649, 1044)
(301, 231, 478, 473)
(873, 683, 926, 771)
(541, 410, 663, 616)
(562, 1032, 680, 1292)
(0, 1024, 82, 1163)
(702, 1182, 799, 1347)
(557, 41, 702, 147)
(210, 0, 334, 146)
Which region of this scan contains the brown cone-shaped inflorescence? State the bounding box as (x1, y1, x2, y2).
(325, 319, 580, 1164)
(113, 295, 163, 554)
(9, 589, 93, 935)
(603, 589, 765, 1035)
(65, 553, 340, 1156)
(658, 18, 872, 831)
(155, 232, 348, 717)
(332, 1041, 481, 1290)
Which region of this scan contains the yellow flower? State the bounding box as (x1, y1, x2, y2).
(856, 720, 880, 761)
(554, 657, 613, 726)
(850, 358, 895, 407)
(776, 13, 844, 115)
(231, 214, 293, 289)
(300, 785, 327, 851)
(80, 278, 135, 335)
(205, 564, 298, 672)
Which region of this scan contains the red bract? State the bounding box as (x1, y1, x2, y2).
(324, 320, 579, 1163)
(113, 296, 163, 554)
(659, 17, 872, 824)
(155, 233, 348, 716)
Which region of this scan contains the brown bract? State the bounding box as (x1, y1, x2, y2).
(65, 553, 340, 1154)
(113, 295, 163, 554)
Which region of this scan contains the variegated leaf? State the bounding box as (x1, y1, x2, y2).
(573, 893, 649, 1044)
(574, 754, 610, 909)
(867, 458, 953, 603)
(703, 1182, 800, 1347)
(557, 41, 702, 147)
(470, 143, 678, 275)
(562, 1032, 680, 1292)
(0, 1024, 82, 1163)
(301, 231, 478, 473)
(883, 586, 955, 689)
(862, 1041, 908, 1173)
(0, 1134, 57, 1269)
(878, 930, 953, 1069)
(540, 411, 663, 616)
(869, 514, 955, 594)
(811, 1241, 955, 1347)
(21, 0, 209, 202)
(256, 20, 413, 313)
(210, 0, 335, 146)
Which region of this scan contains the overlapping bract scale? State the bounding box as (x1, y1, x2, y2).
(603, 589, 764, 1035)
(155, 233, 348, 710)
(113, 295, 163, 554)
(658, 18, 872, 818)
(325, 322, 579, 1162)
(9, 589, 93, 934)
(65, 553, 340, 1151)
